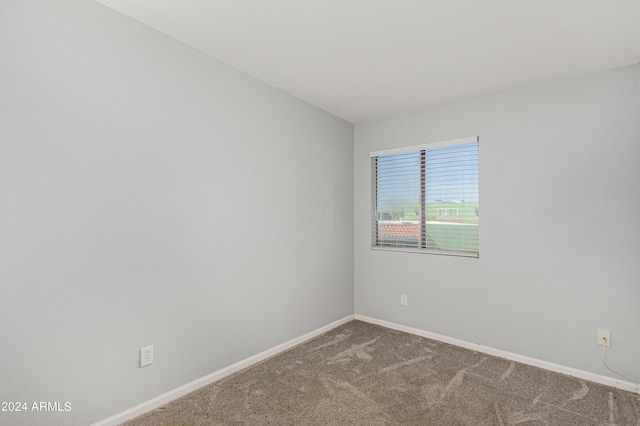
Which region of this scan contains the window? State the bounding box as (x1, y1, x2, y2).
(438, 208, 458, 217)
(371, 136, 479, 257)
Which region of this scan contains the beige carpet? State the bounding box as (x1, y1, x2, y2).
(124, 320, 640, 425)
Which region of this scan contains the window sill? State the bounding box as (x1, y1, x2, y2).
(371, 246, 478, 258)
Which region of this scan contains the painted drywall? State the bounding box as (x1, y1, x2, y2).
(355, 63, 640, 384)
(0, 1, 353, 425)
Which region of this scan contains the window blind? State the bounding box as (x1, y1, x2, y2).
(371, 137, 479, 257)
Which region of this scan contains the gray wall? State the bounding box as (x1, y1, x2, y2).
(0, 1, 354, 425)
(355, 64, 640, 382)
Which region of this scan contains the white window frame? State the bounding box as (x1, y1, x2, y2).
(370, 136, 479, 258)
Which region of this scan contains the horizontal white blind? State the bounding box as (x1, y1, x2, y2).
(371, 137, 479, 257)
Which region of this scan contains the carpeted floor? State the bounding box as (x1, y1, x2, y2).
(123, 320, 640, 425)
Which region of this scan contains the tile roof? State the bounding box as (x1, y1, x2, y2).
(378, 223, 420, 238)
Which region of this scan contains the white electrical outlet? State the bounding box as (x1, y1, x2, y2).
(401, 294, 408, 306)
(597, 330, 610, 346)
(141, 345, 154, 367)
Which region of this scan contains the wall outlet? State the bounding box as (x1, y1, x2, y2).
(400, 294, 408, 306)
(597, 330, 610, 346)
(141, 345, 154, 367)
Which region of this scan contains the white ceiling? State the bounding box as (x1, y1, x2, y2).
(95, 0, 640, 124)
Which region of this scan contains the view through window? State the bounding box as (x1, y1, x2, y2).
(370, 137, 479, 257)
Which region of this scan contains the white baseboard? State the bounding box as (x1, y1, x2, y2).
(355, 314, 639, 395)
(92, 314, 355, 426)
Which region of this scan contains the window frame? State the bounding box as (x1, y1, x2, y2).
(370, 136, 479, 258)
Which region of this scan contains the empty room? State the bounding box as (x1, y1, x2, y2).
(1, 1, 639, 425)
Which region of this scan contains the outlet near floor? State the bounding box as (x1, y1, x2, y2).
(141, 345, 154, 367)
(400, 294, 408, 306)
(597, 330, 610, 346)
